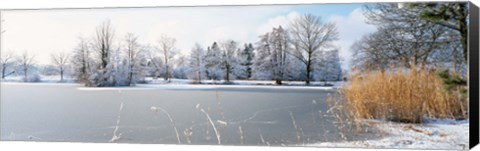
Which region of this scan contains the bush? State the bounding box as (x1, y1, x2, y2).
(23, 74, 41, 82)
(341, 67, 467, 123)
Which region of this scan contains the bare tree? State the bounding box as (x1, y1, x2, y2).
(363, 3, 451, 69)
(0, 13, 8, 79)
(51, 52, 69, 82)
(18, 52, 36, 82)
(123, 33, 143, 86)
(94, 20, 114, 70)
(188, 43, 205, 83)
(351, 29, 397, 71)
(92, 20, 115, 86)
(408, 2, 468, 64)
(157, 35, 177, 81)
(1, 51, 14, 79)
(289, 14, 339, 84)
(148, 50, 163, 79)
(71, 37, 92, 85)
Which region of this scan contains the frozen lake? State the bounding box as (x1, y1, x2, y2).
(0, 83, 377, 146)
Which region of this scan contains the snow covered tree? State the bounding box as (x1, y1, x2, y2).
(269, 26, 289, 84)
(172, 55, 189, 79)
(71, 37, 92, 85)
(204, 42, 223, 80)
(122, 33, 146, 86)
(40, 64, 58, 76)
(188, 43, 206, 83)
(157, 35, 177, 81)
(219, 40, 241, 82)
(252, 33, 273, 80)
(1, 51, 15, 79)
(237, 43, 254, 80)
(91, 20, 116, 87)
(316, 49, 342, 82)
(252, 26, 291, 84)
(146, 44, 164, 79)
(289, 14, 339, 84)
(18, 52, 36, 82)
(111, 46, 129, 86)
(50, 52, 69, 82)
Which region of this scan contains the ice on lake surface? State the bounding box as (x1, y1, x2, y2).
(0, 83, 378, 145)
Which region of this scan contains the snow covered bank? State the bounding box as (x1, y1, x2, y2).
(2, 77, 342, 91)
(0, 75, 75, 83)
(74, 83, 337, 91)
(307, 119, 469, 150)
(146, 78, 342, 87)
(135, 83, 336, 91)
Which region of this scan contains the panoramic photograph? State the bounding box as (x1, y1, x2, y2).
(0, 2, 470, 150)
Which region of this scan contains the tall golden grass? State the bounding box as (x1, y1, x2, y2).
(341, 67, 467, 123)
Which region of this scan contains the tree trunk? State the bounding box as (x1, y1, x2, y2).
(24, 68, 27, 82)
(128, 65, 134, 86)
(306, 60, 311, 85)
(458, 4, 468, 64)
(164, 65, 169, 81)
(60, 68, 64, 82)
(225, 64, 230, 82)
(2, 64, 6, 79)
(275, 79, 282, 85)
(197, 70, 201, 83)
(460, 26, 468, 64)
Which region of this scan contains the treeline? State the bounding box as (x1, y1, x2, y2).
(351, 2, 468, 73)
(0, 13, 343, 87)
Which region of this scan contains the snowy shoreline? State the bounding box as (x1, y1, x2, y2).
(1, 77, 343, 91)
(306, 119, 469, 150)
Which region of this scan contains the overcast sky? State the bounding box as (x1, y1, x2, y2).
(1, 3, 375, 69)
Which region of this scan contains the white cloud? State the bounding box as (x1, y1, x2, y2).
(256, 11, 300, 35)
(328, 8, 376, 70)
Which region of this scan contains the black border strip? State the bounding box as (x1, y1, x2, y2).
(469, 1, 480, 149)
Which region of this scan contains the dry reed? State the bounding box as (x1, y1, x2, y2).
(342, 67, 467, 123)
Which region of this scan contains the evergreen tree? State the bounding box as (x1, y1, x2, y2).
(204, 42, 222, 80)
(238, 43, 255, 80)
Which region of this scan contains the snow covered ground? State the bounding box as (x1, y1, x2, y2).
(307, 119, 469, 150)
